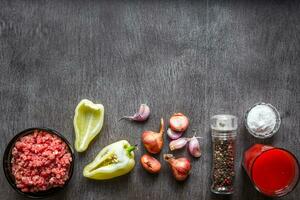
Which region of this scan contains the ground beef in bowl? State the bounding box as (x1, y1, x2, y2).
(11, 130, 72, 193)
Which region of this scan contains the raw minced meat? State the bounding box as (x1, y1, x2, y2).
(11, 130, 72, 193)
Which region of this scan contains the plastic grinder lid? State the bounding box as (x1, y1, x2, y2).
(211, 114, 238, 131)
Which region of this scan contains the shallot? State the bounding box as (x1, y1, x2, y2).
(120, 104, 150, 122)
(164, 154, 191, 181)
(140, 154, 161, 174)
(167, 128, 183, 140)
(169, 113, 189, 132)
(142, 118, 164, 154)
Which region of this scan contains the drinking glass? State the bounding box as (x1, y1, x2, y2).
(242, 144, 299, 197)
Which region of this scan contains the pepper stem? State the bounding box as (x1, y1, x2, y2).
(126, 145, 137, 155)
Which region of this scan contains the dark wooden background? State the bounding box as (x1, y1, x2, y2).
(0, 0, 299, 199)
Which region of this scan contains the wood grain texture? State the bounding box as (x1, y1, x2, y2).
(0, 0, 299, 199)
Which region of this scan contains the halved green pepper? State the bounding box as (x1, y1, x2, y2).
(73, 99, 104, 152)
(83, 140, 136, 180)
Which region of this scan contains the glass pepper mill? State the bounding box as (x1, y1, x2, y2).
(210, 114, 238, 194)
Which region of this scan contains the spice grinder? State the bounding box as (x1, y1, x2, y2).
(210, 114, 238, 194)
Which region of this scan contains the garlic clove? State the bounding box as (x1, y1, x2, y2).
(169, 138, 188, 151)
(120, 104, 150, 122)
(167, 128, 183, 140)
(188, 136, 201, 158)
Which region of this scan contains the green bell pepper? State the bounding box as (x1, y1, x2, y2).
(73, 99, 105, 152)
(83, 140, 136, 180)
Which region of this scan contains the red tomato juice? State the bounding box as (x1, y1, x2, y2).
(243, 144, 299, 197)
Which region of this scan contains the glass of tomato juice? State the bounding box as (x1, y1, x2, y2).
(242, 144, 299, 197)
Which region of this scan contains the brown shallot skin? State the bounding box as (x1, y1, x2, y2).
(140, 154, 161, 174)
(169, 113, 189, 132)
(164, 154, 191, 181)
(142, 118, 164, 154)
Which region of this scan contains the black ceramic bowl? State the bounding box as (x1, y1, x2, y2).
(3, 127, 75, 198)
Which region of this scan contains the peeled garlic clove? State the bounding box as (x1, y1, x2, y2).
(121, 104, 150, 122)
(188, 136, 201, 158)
(169, 138, 188, 151)
(167, 128, 183, 140)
